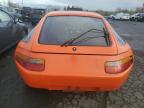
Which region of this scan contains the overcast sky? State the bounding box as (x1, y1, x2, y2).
(4, 0, 144, 10)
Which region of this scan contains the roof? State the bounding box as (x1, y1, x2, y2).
(46, 11, 104, 19)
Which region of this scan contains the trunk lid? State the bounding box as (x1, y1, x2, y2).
(31, 42, 118, 55)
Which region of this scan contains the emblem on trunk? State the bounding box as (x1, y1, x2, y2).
(72, 47, 77, 51)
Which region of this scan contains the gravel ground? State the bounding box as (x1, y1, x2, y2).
(107, 20, 144, 108)
(0, 20, 144, 108)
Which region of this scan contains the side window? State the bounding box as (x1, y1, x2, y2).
(0, 10, 11, 22)
(0, 10, 11, 27)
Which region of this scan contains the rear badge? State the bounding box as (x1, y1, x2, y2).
(72, 47, 77, 52)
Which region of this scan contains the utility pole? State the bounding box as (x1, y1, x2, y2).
(8, 0, 10, 7)
(143, 3, 144, 12)
(3, 0, 6, 5)
(21, 0, 24, 7)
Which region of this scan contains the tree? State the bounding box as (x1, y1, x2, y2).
(65, 5, 83, 11)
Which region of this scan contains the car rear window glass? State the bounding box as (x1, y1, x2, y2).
(39, 16, 109, 46)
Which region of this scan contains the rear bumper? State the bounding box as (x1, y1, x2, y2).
(15, 61, 133, 91)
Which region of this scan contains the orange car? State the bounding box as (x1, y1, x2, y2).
(14, 11, 134, 91)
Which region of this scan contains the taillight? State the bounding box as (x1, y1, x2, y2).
(15, 53, 45, 71)
(105, 56, 133, 74)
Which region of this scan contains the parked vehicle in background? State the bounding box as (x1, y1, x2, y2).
(113, 13, 124, 20)
(30, 8, 46, 25)
(0, 9, 28, 54)
(21, 7, 32, 21)
(130, 13, 144, 22)
(121, 13, 130, 20)
(136, 13, 144, 22)
(108, 14, 115, 19)
(114, 13, 130, 20)
(0, 5, 21, 19)
(130, 13, 139, 21)
(14, 8, 22, 19)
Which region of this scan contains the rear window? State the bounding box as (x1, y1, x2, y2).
(39, 16, 109, 46)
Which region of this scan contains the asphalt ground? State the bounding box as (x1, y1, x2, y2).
(0, 20, 144, 108)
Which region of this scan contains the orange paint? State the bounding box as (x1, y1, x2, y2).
(14, 11, 134, 91)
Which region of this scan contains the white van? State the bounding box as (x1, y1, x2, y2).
(114, 13, 130, 20)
